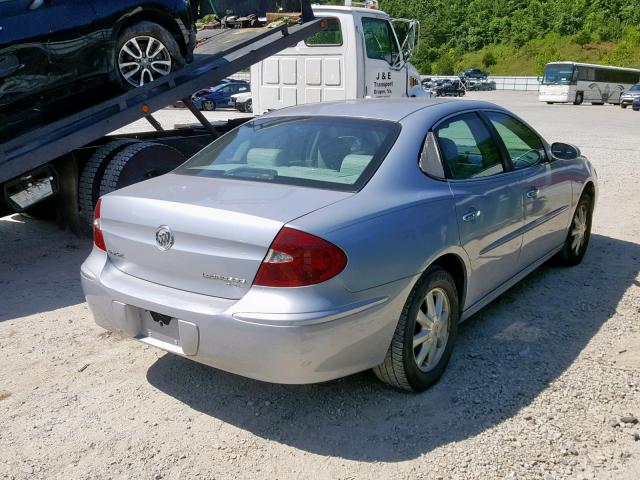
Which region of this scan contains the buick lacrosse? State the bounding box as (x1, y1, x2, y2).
(81, 99, 597, 391)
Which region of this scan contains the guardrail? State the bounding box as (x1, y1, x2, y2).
(421, 75, 541, 92)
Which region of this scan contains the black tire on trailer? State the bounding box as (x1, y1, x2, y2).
(99, 142, 186, 196)
(573, 92, 584, 105)
(115, 21, 185, 90)
(79, 139, 139, 222)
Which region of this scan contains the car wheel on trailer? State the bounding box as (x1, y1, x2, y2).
(373, 266, 459, 392)
(115, 21, 185, 89)
(99, 142, 186, 196)
(79, 139, 139, 223)
(202, 100, 216, 111)
(573, 92, 583, 105)
(555, 192, 593, 266)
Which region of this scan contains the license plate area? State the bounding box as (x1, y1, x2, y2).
(3, 165, 58, 211)
(142, 310, 180, 346)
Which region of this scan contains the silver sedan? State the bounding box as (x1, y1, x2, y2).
(81, 99, 597, 391)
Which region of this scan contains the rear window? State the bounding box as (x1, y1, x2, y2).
(175, 116, 400, 192)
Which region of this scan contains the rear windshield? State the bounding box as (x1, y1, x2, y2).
(176, 116, 400, 191)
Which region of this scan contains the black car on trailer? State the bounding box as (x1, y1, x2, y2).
(0, 1, 319, 230)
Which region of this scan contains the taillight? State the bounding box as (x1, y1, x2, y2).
(93, 198, 106, 251)
(254, 227, 347, 287)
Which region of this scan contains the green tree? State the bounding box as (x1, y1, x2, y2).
(482, 51, 497, 68)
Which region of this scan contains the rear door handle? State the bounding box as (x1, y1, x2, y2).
(526, 187, 540, 199)
(462, 208, 481, 222)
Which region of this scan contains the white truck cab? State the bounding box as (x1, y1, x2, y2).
(251, 1, 423, 115)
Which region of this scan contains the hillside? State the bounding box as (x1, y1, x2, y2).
(320, 0, 640, 75)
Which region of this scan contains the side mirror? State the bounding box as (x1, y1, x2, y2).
(419, 132, 445, 179)
(550, 142, 581, 161)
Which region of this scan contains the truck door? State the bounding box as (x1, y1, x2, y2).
(359, 16, 406, 99)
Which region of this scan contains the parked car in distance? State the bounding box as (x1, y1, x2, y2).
(459, 68, 489, 79)
(192, 81, 250, 111)
(230, 92, 253, 112)
(620, 83, 640, 108)
(632, 96, 640, 111)
(0, 0, 196, 113)
(82, 98, 597, 392)
(432, 79, 465, 97)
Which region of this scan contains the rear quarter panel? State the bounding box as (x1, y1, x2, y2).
(288, 110, 470, 296)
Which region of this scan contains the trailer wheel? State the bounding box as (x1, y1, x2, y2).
(115, 21, 185, 89)
(79, 139, 138, 222)
(99, 142, 186, 196)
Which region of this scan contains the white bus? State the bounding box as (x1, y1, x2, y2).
(538, 61, 640, 105)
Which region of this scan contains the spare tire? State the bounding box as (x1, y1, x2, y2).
(79, 139, 139, 222)
(99, 142, 186, 196)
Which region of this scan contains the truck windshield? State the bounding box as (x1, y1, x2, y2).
(175, 116, 401, 192)
(542, 64, 575, 85)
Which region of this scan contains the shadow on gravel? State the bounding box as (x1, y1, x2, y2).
(148, 233, 638, 462)
(0, 215, 90, 321)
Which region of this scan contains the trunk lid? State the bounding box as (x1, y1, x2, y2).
(100, 174, 351, 299)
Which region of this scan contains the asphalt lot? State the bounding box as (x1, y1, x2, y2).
(1, 92, 639, 480)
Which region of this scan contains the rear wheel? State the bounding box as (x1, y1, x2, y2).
(99, 142, 186, 196)
(573, 92, 584, 105)
(115, 21, 184, 89)
(202, 99, 216, 111)
(621, 103, 628, 109)
(373, 267, 459, 392)
(546, 102, 554, 105)
(556, 192, 593, 266)
(245, 99, 253, 113)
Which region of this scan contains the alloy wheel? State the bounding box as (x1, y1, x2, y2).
(413, 287, 450, 372)
(571, 204, 588, 255)
(118, 36, 172, 87)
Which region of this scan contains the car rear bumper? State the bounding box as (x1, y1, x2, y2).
(80, 248, 410, 384)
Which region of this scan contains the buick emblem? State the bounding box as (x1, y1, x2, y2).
(155, 225, 174, 251)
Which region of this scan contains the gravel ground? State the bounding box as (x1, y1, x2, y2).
(1, 92, 639, 480)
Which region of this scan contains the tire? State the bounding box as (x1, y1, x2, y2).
(115, 21, 185, 90)
(621, 103, 628, 109)
(373, 267, 459, 392)
(99, 142, 186, 196)
(246, 99, 253, 113)
(79, 139, 138, 223)
(573, 92, 583, 105)
(634, 107, 640, 112)
(202, 100, 216, 111)
(555, 192, 593, 266)
(546, 102, 554, 104)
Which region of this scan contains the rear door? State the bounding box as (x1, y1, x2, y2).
(0, 0, 100, 108)
(483, 111, 572, 266)
(435, 112, 525, 306)
(0, 0, 52, 106)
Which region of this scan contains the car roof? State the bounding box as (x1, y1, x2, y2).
(263, 98, 504, 122)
